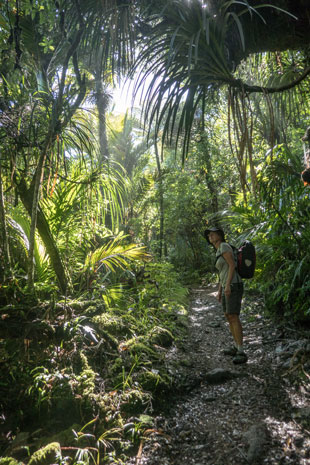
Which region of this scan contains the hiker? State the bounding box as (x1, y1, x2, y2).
(301, 168, 310, 186)
(302, 127, 310, 186)
(205, 227, 248, 364)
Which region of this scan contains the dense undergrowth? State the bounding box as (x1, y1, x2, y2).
(0, 262, 188, 465)
(224, 146, 310, 323)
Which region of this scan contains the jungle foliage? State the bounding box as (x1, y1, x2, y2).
(1, 261, 188, 464)
(1, 0, 310, 463)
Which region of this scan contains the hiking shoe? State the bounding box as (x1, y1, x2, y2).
(223, 346, 238, 356)
(233, 352, 248, 364)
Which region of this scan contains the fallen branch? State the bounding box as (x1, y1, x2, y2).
(135, 440, 144, 465)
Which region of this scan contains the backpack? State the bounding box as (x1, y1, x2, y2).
(231, 241, 256, 279)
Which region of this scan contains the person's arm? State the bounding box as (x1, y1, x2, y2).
(222, 250, 235, 297)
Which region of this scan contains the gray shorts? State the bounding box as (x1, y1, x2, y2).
(221, 283, 244, 315)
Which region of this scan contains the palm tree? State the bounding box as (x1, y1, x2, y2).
(0, 161, 11, 280)
(0, 0, 139, 292)
(130, 0, 310, 185)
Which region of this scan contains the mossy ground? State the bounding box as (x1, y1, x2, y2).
(0, 262, 188, 464)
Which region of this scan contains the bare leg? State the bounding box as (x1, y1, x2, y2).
(225, 313, 243, 347)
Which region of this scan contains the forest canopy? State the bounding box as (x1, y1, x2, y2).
(0, 0, 309, 358)
(1, 1, 310, 463)
(0, 0, 309, 356)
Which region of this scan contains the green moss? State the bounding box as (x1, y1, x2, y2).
(90, 394, 109, 416)
(0, 458, 22, 465)
(120, 313, 137, 326)
(138, 414, 154, 427)
(137, 370, 171, 392)
(124, 337, 158, 358)
(94, 313, 124, 336)
(131, 342, 158, 357)
(95, 309, 153, 339)
(148, 326, 174, 347)
(68, 300, 105, 312)
(35, 424, 82, 448)
(76, 352, 96, 397)
(109, 357, 124, 376)
(83, 305, 98, 315)
(120, 389, 150, 414)
(28, 442, 61, 465)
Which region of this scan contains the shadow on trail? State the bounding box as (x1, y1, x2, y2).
(128, 285, 310, 465)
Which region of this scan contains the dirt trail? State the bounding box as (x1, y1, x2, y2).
(127, 285, 310, 465)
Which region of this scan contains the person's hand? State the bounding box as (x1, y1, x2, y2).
(224, 285, 231, 297)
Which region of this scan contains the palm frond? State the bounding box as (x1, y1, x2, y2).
(131, 0, 237, 159)
(70, 0, 137, 79)
(9, 211, 54, 283)
(84, 233, 148, 273)
(131, 0, 300, 160)
(43, 162, 126, 235)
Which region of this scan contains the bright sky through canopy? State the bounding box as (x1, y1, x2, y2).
(111, 79, 138, 114)
(111, 73, 160, 114)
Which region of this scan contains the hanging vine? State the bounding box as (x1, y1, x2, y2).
(228, 84, 279, 200)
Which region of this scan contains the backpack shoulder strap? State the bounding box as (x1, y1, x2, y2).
(229, 244, 242, 283)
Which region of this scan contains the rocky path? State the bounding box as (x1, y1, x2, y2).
(127, 285, 310, 465)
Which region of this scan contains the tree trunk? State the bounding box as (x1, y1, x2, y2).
(95, 59, 110, 166)
(154, 141, 165, 258)
(200, 138, 219, 213)
(27, 148, 48, 291)
(204, 167, 219, 214)
(16, 176, 70, 295)
(226, 1, 310, 68)
(0, 159, 11, 280)
(23, 30, 84, 294)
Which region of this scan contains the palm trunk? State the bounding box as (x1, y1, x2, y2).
(0, 158, 11, 279)
(200, 138, 219, 213)
(94, 61, 112, 228)
(154, 141, 164, 258)
(17, 173, 70, 295)
(27, 140, 50, 290)
(95, 60, 110, 166)
(24, 32, 84, 293)
(204, 163, 219, 213)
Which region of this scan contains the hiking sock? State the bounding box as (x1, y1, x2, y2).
(237, 345, 245, 354)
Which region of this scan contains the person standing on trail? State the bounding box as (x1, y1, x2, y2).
(205, 227, 248, 364)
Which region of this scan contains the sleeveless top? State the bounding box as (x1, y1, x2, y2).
(215, 242, 242, 286)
